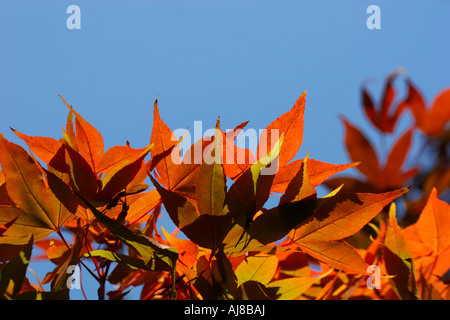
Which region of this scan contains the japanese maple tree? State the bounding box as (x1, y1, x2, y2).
(0, 70, 449, 300)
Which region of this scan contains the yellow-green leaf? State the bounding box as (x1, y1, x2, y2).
(235, 254, 278, 287)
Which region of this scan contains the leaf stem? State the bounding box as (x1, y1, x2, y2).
(83, 225, 103, 280)
(56, 229, 71, 250)
(78, 263, 88, 300)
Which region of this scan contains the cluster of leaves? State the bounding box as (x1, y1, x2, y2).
(0, 71, 448, 300)
(324, 69, 450, 299)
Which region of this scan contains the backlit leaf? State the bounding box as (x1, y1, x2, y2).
(297, 240, 368, 274)
(151, 174, 231, 250)
(383, 203, 418, 300)
(239, 198, 318, 247)
(99, 143, 152, 202)
(59, 95, 104, 174)
(410, 188, 450, 256)
(235, 254, 278, 287)
(78, 194, 178, 272)
(268, 269, 333, 300)
(271, 158, 359, 194)
(150, 98, 180, 189)
(279, 152, 316, 205)
(11, 128, 63, 165)
(161, 226, 199, 270)
(64, 142, 98, 202)
(0, 134, 75, 244)
(257, 91, 306, 167)
(221, 121, 254, 181)
(0, 236, 33, 299)
(290, 188, 409, 243)
(196, 128, 227, 217)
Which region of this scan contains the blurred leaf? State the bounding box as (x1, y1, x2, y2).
(341, 117, 381, 186)
(362, 69, 406, 134)
(401, 80, 450, 136)
(383, 128, 419, 188)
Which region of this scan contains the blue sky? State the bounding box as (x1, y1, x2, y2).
(1, 1, 449, 299)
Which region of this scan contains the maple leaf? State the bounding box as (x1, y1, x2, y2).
(267, 269, 332, 300)
(278, 152, 316, 205)
(271, 158, 359, 194)
(231, 155, 319, 248)
(221, 121, 254, 181)
(400, 80, 450, 137)
(234, 254, 278, 287)
(290, 188, 409, 243)
(362, 69, 407, 134)
(297, 240, 369, 275)
(288, 188, 409, 274)
(161, 226, 198, 270)
(0, 170, 15, 206)
(2, 77, 447, 301)
(59, 96, 104, 174)
(150, 97, 180, 190)
(337, 117, 418, 192)
(78, 194, 178, 273)
(403, 188, 450, 299)
(383, 128, 419, 188)
(10, 128, 63, 165)
(0, 134, 76, 244)
(223, 92, 306, 181)
(150, 174, 225, 251)
(124, 189, 161, 224)
(58, 95, 155, 207)
(257, 91, 306, 167)
(225, 135, 283, 246)
(149, 98, 214, 201)
(340, 117, 382, 187)
(383, 203, 419, 300)
(0, 236, 33, 299)
(404, 188, 450, 256)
